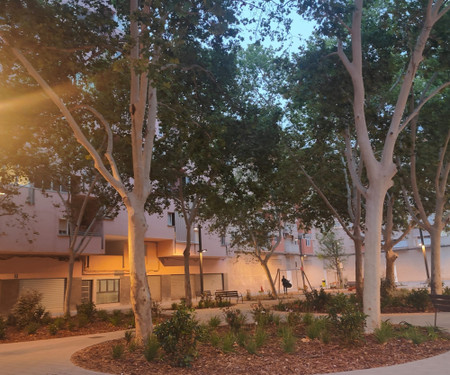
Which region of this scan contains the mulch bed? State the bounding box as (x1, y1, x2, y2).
(71, 328, 450, 375)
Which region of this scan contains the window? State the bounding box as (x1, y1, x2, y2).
(58, 219, 69, 235)
(96, 279, 120, 304)
(168, 212, 175, 226)
(305, 234, 311, 247)
(220, 236, 226, 246)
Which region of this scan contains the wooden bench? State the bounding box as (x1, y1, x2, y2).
(215, 290, 243, 304)
(430, 294, 450, 326)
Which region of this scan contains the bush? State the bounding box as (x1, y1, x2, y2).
(11, 290, 49, 328)
(374, 321, 395, 344)
(124, 330, 134, 344)
(197, 294, 216, 309)
(76, 301, 96, 320)
(251, 302, 274, 327)
(254, 326, 267, 348)
(305, 317, 330, 342)
(328, 295, 366, 344)
(208, 315, 221, 328)
(97, 310, 109, 322)
(280, 326, 296, 353)
(109, 310, 123, 326)
(48, 323, 58, 335)
(222, 332, 236, 353)
(222, 307, 246, 332)
(304, 288, 331, 312)
(112, 344, 124, 359)
(144, 334, 160, 362)
(287, 311, 302, 326)
(25, 322, 39, 335)
(0, 316, 6, 339)
(400, 326, 427, 345)
(406, 289, 431, 312)
(154, 305, 200, 367)
(53, 317, 65, 330)
(77, 313, 90, 328)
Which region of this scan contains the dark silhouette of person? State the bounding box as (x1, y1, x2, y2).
(282, 276, 290, 294)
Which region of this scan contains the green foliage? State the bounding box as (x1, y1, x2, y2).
(144, 334, 160, 362)
(374, 321, 395, 344)
(406, 289, 431, 312)
(236, 330, 248, 347)
(305, 317, 330, 342)
(245, 338, 258, 354)
(221, 332, 236, 353)
(222, 307, 247, 332)
(112, 344, 124, 360)
(109, 310, 123, 327)
(280, 326, 296, 353)
(400, 326, 428, 345)
(254, 326, 268, 348)
(154, 305, 199, 367)
(328, 294, 366, 344)
(208, 316, 221, 328)
(11, 290, 49, 328)
(301, 312, 314, 326)
(76, 301, 96, 321)
(48, 323, 58, 335)
(316, 231, 348, 288)
(0, 316, 6, 339)
(443, 286, 450, 295)
(97, 310, 109, 322)
(25, 322, 39, 335)
(53, 317, 65, 330)
(77, 313, 89, 328)
(251, 302, 274, 327)
(303, 288, 331, 312)
(426, 325, 440, 341)
(273, 300, 288, 311)
(287, 311, 302, 326)
(210, 332, 220, 348)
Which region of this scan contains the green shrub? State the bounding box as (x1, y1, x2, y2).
(301, 312, 314, 326)
(197, 294, 216, 309)
(154, 305, 199, 367)
(25, 322, 39, 335)
(401, 326, 427, 345)
(236, 330, 248, 347)
(109, 310, 122, 327)
(374, 321, 395, 344)
(67, 319, 76, 331)
(306, 317, 330, 342)
(77, 313, 90, 328)
(406, 289, 431, 312)
(222, 332, 236, 353)
(328, 296, 366, 344)
(245, 339, 258, 354)
(208, 315, 221, 328)
(76, 301, 96, 320)
(273, 300, 288, 311)
(53, 317, 65, 330)
(443, 286, 450, 295)
(128, 340, 139, 353)
(254, 326, 267, 348)
(210, 332, 220, 347)
(112, 344, 124, 359)
(171, 302, 179, 310)
(304, 288, 331, 312)
(222, 307, 246, 332)
(97, 309, 109, 322)
(251, 302, 274, 327)
(11, 290, 49, 328)
(144, 334, 160, 362)
(48, 323, 58, 335)
(426, 325, 440, 341)
(0, 316, 6, 339)
(280, 326, 296, 353)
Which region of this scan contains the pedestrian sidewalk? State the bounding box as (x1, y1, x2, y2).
(1, 298, 449, 375)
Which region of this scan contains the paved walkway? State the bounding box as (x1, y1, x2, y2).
(1, 300, 449, 375)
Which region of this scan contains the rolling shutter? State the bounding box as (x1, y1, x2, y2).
(19, 279, 65, 311)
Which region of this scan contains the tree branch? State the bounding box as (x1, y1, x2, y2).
(343, 128, 368, 198)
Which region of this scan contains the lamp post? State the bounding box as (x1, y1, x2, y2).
(194, 225, 207, 294)
(419, 228, 430, 281)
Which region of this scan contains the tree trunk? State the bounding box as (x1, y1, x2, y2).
(363, 183, 387, 333)
(126, 203, 152, 343)
(353, 226, 363, 299)
(384, 246, 398, 293)
(183, 228, 193, 307)
(430, 226, 442, 295)
(63, 251, 75, 317)
(260, 260, 278, 298)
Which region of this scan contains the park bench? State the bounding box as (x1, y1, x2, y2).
(430, 294, 450, 327)
(195, 290, 212, 299)
(215, 290, 243, 304)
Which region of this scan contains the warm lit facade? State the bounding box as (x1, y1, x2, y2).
(1, 185, 448, 316)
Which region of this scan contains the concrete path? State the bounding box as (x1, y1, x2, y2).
(1, 301, 449, 375)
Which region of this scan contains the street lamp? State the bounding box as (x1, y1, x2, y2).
(194, 225, 207, 294)
(419, 228, 430, 281)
